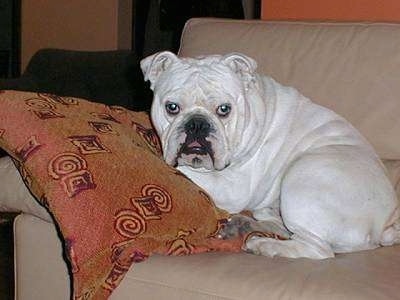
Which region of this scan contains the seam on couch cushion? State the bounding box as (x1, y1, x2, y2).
(182, 18, 400, 32)
(121, 275, 239, 300)
(179, 17, 400, 53)
(13, 213, 21, 300)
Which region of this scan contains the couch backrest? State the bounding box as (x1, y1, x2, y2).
(179, 18, 400, 160)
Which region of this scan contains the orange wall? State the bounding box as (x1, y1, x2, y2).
(261, 0, 400, 21)
(21, 0, 132, 72)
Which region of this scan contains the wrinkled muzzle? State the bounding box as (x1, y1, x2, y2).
(175, 114, 215, 169)
(161, 113, 229, 171)
(179, 115, 214, 156)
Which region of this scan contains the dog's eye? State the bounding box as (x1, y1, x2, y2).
(165, 102, 180, 115)
(216, 104, 231, 117)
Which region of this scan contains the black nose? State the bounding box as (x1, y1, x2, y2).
(184, 115, 211, 137)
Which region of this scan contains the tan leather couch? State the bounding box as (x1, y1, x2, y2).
(8, 18, 400, 299)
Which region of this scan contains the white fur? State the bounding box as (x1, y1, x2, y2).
(141, 51, 400, 259)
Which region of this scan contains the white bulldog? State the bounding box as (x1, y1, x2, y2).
(141, 51, 400, 259)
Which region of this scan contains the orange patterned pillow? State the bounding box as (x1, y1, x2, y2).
(0, 90, 236, 299)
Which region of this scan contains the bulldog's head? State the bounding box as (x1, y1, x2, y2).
(141, 51, 260, 171)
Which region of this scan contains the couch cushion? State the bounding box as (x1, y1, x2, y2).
(15, 213, 400, 300)
(14, 214, 70, 300)
(117, 248, 400, 300)
(180, 19, 400, 160)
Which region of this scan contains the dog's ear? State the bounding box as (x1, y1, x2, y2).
(222, 53, 257, 89)
(140, 51, 178, 90)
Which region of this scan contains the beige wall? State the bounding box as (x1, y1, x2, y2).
(21, 0, 132, 72)
(117, 0, 133, 50)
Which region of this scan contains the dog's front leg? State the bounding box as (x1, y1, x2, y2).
(244, 230, 335, 259)
(218, 213, 335, 259)
(218, 213, 291, 240)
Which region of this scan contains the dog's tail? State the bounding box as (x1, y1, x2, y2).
(380, 207, 400, 246)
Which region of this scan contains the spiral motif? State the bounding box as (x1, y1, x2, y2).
(115, 209, 146, 238)
(142, 184, 172, 212)
(48, 152, 87, 179)
(25, 98, 56, 110)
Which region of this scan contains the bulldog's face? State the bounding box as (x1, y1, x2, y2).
(141, 52, 258, 171)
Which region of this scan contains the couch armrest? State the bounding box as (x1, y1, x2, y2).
(23, 49, 152, 110)
(0, 76, 38, 92)
(13, 214, 70, 300)
(1, 49, 152, 111)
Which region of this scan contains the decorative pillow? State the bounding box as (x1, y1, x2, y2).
(0, 90, 239, 299)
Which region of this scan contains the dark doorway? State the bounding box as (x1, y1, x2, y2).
(0, 0, 21, 78)
(133, 0, 260, 59)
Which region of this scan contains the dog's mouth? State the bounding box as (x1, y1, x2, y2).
(175, 136, 215, 168)
(181, 138, 211, 155)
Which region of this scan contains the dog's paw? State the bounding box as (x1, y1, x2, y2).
(217, 214, 256, 240)
(244, 234, 335, 259)
(244, 236, 282, 257)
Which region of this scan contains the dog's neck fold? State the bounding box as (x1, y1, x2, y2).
(227, 74, 274, 167)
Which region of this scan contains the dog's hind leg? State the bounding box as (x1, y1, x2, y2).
(245, 228, 335, 259)
(271, 149, 398, 258)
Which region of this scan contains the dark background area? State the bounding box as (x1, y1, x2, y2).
(0, 0, 20, 78)
(133, 0, 260, 58)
